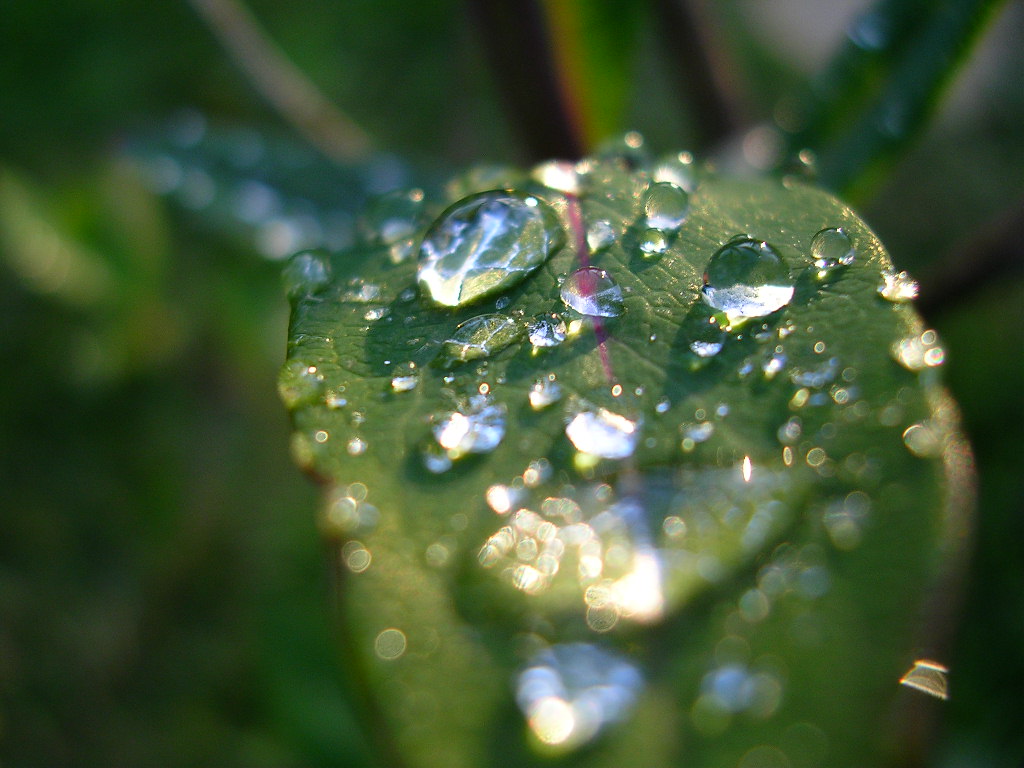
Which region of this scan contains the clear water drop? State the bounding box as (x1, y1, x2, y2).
(433, 394, 507, 456)
(418, 190, 565, 307)
(701, 237, 794, 322)
(690, 340, 723, 358)
(439, 313, 524, 366)
(390, 361, 419, 392)
(902, 422, 943, 457)
(638, 227, 669, 257)
(642, 181, 689, 231)
(586, 219, 616, 253)
(878, 269, 919, 302)
(278, 361, 325, 408)
(531, 160, 580, 194)
(282, 250, 332, 300)
(529, 376, 562, 410)
(357, 188, 426, 263)
(565, 407, 640, 459)
(892, 329, 945, 371)
(560, 267, 624, 318)
(810, 227, 855, 271)
(528, 313, 567, 348)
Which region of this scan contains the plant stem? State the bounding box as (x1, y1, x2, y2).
(187, 0, 373, 163)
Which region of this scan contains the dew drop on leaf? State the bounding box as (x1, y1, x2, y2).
(638, 227, 669, 258)
(529, 376, 562, 410)
(810, 227, 855, 272)
(701, 237, 794, 322)
(357, 188, 426, 263)
(642, 181, 689, 231)
(418, 190, 565, 307)
(891, 330, 945, 370)
(878, 269, 920, 302)
(433, 395, 507, 456)
(565, 407, 640, 459)
(281, 249, 332, 300)
(390, 361, 419, 392)
(586, 219, 616, 253)
(527, 313, 567, 348)
(560, 267, 624, 318)
(438, 313, 524, 366)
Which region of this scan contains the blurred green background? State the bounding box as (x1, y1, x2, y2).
(0, 1, 1020, 766)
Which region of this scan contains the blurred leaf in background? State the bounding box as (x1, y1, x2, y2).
(0, 0, 1021, 766)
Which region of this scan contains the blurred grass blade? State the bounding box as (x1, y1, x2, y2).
(783, 0, 1007, 199)
(539, 0, 646, 151)
(467, 0, 644, 159)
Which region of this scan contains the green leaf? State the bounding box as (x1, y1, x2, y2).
(782, 0, 1007, 199)
(281, 150, 970, 767)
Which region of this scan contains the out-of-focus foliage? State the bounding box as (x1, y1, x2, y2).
(0, 1, 1021, 766)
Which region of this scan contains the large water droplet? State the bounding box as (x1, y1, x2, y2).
(878, 269, 919, 302)
(810, 227, 855, 271)
(528, 313, 567, 348)
(433, 394, 507, 456)
(418, 191, 565, 307)
(701, 237, 794, 322)
(439, 314, 524, 366)
(560, 267, 624, 318)
(642, 181, 689, 231)
(516, 644, 643, 749)
(282, 250, 332, 300)
(566, 407, 640, 459)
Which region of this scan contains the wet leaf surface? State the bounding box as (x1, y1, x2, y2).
(281, 149, 970, 768)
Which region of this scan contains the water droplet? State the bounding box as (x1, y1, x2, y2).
(638, 227, 669, 257)
(878, 270, 919, 302)
(529, 376, 562, 410)
(560, 267, 624, 318)
(810, 227, 855, 272)
(357, 188, 426, 263)
(892, 329, 945, 370)
(439, 313, 524, 366)
(528, 313, 568, 348)
(278, 361, 325, 408)
(642, 181, 689, 231)
(902, 422, 943, 457)
(342, 280, 381, 303)
(390, 361, 419, 392)
(516, 644, 643, 749)
(566, 407, 640, 459)
(702, 237, 794, 322)
(899, 659, 949, 700)
(531, 160, 580, 194)
(282, 250, 332, 300)
(690, 340, 723, 358)
(418, 190, 565, 307)
(347, 436, 368, 456)
(586, 219, 616, 253)
(433, 395, 507, 456)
